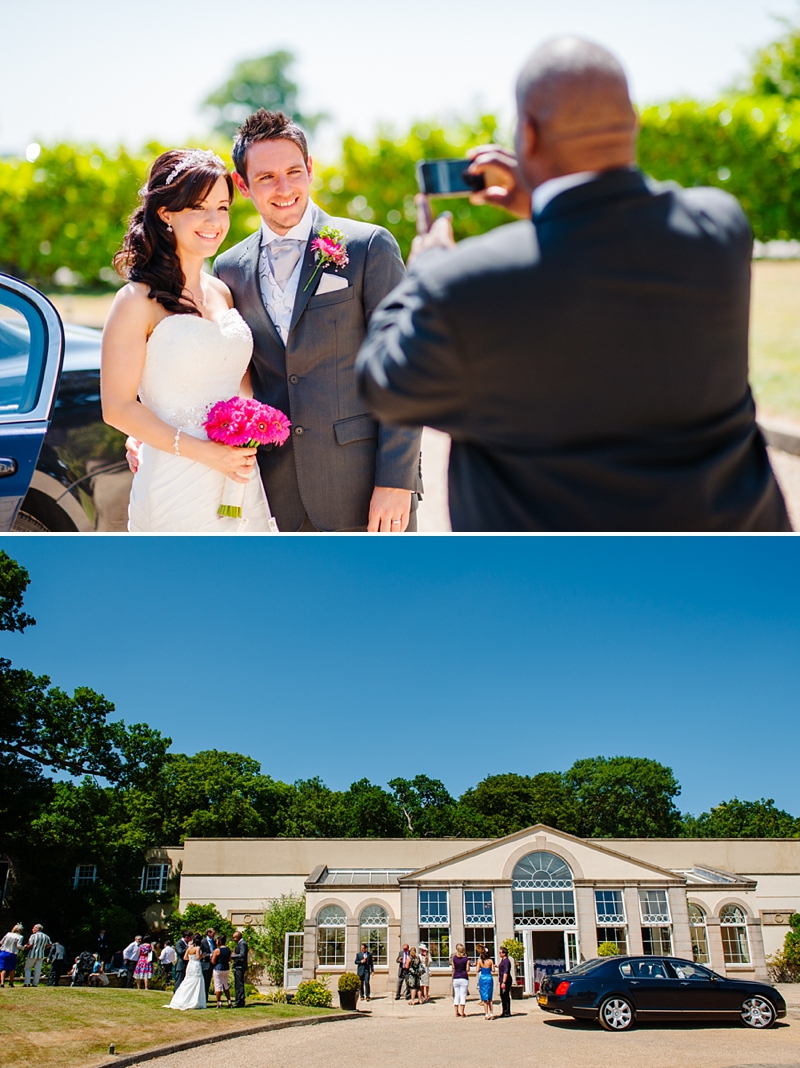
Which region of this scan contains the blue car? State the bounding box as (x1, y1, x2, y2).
(0, 273, 131, 531)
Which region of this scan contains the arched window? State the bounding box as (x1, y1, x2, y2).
(512, 852, 575, 926)
(720, 905, 750, 965)
(317, 905, 346, 967)
(359, 904, 388, 966)
(688, 903, 709, 964)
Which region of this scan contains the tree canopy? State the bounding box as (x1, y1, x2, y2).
(203, 50, 326, 139)
(747, 17, 800, 99)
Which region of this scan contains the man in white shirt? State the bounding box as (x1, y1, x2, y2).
(122, 935, 142, 988)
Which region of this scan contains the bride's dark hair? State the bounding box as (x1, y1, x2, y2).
(114, 150, 234, 315)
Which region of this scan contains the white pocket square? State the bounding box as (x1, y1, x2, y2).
(316, 273, 349, 294)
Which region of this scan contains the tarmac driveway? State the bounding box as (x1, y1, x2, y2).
(139, 983, 800, 1068)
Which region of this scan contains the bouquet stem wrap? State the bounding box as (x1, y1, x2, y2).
(218, 474, 248, 519)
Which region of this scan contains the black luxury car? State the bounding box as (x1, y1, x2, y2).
(537, 955, 786, 1031)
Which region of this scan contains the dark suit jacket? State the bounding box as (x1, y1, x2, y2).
(175, 938, 188, 970)
(396, 951, 410, 977)
(232, 939, 248, 969)
(214, 206, 423, 530)
(200, 937, 213, 969)
(357, 169, 789, 532)
(355, 950, 374, 976)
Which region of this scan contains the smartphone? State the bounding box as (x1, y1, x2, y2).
(416, 159, 486, 197)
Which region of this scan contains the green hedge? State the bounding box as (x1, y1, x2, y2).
(2, 98, 799, 291)
(637, 96, 800, 240)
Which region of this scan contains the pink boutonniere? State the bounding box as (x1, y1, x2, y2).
(304, 226, 349, 291)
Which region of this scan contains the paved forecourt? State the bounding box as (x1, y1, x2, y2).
(137, 985, 800, 1068)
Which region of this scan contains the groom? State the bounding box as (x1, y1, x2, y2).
(212, 110, 423, 531)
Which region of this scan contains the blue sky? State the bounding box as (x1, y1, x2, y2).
(2, 536, 798, 818)
(3, 0, 798, 155)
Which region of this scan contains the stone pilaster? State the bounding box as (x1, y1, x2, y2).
(668, 887, 693, 959)
(495, 886, 515, 949)
(746, 917, 769, 982)
(623, 887, 644, 954)
(574, 885, 597, 962)
(449, 887, 465, 955)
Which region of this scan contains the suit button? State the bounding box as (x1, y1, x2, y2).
(294, 426, 304, 436)
(289, 375, 299, 385)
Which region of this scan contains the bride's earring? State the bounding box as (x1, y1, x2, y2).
(166, 224, 173, 233)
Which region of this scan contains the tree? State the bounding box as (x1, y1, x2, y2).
(566, 756, 683, 838)
(343, 778, 404, 838)
(747, 17, 800, 100)
(682, 798, 800, 838)
(388, 775, 457, 836)
(167, 902, 234, 943)
(258, 893, 306, 986)
(203, 51, 326, 139)
(456, 772, 578, 837)
(0, 550, 35, 632)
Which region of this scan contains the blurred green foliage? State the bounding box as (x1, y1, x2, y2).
(746, 18, 800, 99)
(3, 94, 800, 292)
(637, 96, 800, 241)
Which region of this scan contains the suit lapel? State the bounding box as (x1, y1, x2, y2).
(289, 206, 330, 336)
(238, 233, 285, 350)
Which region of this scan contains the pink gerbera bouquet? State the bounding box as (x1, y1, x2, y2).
(204, 397, 291, 519)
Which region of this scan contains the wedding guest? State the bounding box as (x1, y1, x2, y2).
(395, 943, 411, 1000)
(0, 924, 24, 987)
(23, 924, 51, 987)
(211, 935, 233, 1008)
(407, 947, 423, 1005)
(498, 946, 513, 1017)
(159, 940, 177, 982)
(96, 928, 109, 961)
(355, 942, 374, 1001)
(477, 948, 496, 1020)
(200, 928, 216, 997)
(357, 37, 790, 533)
(418, 943, 431, 1002)
(88, 955, 110, 986)
(122, 935, 142, 988)
(47, 939, 67, 986)
(451, 943, 470, 1018)
(174, 931, 191, 991)
(133, 937, 154, 990)
(231, 930, 248, 1008)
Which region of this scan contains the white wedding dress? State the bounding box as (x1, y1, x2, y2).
(165, 957, 206, 1011)
(128, 308, 276, 532)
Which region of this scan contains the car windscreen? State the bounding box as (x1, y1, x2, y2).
(564, 959, 609, 977)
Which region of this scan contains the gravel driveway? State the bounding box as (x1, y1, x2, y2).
(137, 984, 800, 1068)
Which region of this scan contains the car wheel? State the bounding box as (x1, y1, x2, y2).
(598, 996, 634, 1031)
(741, 996, 776, 1028)
(12, 509, 51, 532)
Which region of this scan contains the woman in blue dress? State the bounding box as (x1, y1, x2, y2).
(477, 948, 496, 1019)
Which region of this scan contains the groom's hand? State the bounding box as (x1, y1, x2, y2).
(368, 487, 412, 532)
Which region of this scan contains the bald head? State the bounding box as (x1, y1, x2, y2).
(515, 36, 637, 183)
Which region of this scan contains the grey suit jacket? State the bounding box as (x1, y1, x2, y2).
(357, 169, 789, 532)
(213, 206, 423, 530)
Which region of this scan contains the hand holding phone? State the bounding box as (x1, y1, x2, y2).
(408, 197, 455, 266)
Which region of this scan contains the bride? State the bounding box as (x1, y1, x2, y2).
(102, 148, 276, 532)
(166, 934, 206, 1011)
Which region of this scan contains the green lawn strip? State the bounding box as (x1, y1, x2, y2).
(0, 987, 341, 1068)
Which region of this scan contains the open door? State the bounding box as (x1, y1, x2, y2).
(0, 274, 65, 530)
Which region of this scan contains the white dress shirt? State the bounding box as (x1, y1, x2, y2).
(531, 170, 599, 218)
(259, 201, 314, 343)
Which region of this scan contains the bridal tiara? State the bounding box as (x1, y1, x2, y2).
(164, 150, 226, 185)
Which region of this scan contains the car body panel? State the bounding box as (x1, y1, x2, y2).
(538, 955, 786, 1027)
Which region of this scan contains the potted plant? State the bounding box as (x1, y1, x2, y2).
(502, 938, 525, 999)
(337, 971, 361, 1010)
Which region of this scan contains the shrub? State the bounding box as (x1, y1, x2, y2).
(258, 893, 306, 987)
(501, 938, 524, 961)
(261, 987, 289, 1003)
(337, 971, 361, 992)
(292, 978, 332, 1008)
(766, 949, 800, 982)
(166, 902, 234, 943)
(597, 941, 622, 957)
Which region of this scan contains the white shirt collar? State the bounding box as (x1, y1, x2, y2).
(260, 200, 314, 246)
(531, 170, 600, 217)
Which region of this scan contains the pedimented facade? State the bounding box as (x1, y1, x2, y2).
(155, 827, 800, 993)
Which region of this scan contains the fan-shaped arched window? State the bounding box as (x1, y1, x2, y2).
(513, 852, 575, 926)
(317, 905, 346, 966)
(720, 905, 750, 964)
(359, 904, 388, 966)
(688, 903, 709, 964)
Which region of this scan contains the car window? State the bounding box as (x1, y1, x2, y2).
(568, 959, 608, 976)
(0, 293, 47, 414)
(623, 959, 668, 979)
(665, 960, 712, 981)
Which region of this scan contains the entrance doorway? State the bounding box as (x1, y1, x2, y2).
(520, 929, 578, 993)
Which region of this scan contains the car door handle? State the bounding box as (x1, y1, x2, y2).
(630, 981, 640, 985)
(680, 982, 690, 986)
(0, 458, 18, 477)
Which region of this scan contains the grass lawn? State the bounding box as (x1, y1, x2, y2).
(0, 986, 341, 1068)
(44, 260, 800, 424)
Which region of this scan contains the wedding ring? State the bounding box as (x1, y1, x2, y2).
(391, 520, 401, 526)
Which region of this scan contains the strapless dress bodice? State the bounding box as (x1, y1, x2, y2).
(139, 307, 253, 430)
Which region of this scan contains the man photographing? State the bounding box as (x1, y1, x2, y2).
(357, 36, 789, 532)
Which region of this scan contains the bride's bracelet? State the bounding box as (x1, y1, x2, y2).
(173, 428, 182, 457)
